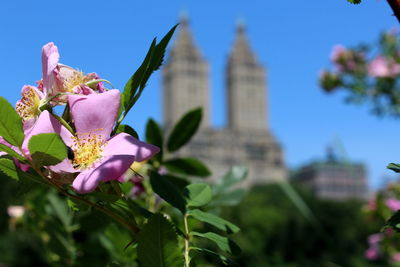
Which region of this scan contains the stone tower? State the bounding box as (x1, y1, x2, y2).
(162, 16, 210, 129)
(227, 22, 268, 131)
(162, 18, 287, 186)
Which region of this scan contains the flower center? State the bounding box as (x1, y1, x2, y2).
(71, 132, 105, 170)
(16, 86, 42, 121)
(63, 71, 85, 92)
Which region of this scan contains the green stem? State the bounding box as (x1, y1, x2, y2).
(51, 113, 75, 135)
(184, 213, 191, 267)
(28, 161, 140, 234)
(85, 79, 115, 88)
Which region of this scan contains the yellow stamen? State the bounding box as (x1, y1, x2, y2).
(71, 131, 105, 170)
(63, 71, 85, 92)
(15, 86, 42, 121)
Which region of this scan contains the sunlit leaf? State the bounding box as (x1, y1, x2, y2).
(184, 183, 212, 208)
(167, 108, 202, 152)
(28, 133, 67, 167)
(0, 97, 24, 147)
(191, 232, 241, 255)
(188, 209, 240, 234)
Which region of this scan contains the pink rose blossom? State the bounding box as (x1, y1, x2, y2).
(365, 247, 379, 260)
(392, 253, 400, 262)
(368, 56, 400, 78)
(22, 89, 159, 193)
(41, 42, 105, 103)
(367, 197, 377, 211)
(330, 45, 347, 62)
(368, 233, 383, 245)
(7, 205, 25, 218)
(386, 198, 400, 211)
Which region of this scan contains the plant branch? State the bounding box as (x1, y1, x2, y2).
(30, 162, 140, 234)
(184, 213, 191, 267)
(387, 0, 400, 23)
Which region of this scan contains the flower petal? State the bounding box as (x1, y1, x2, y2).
(72, 155, 135, 193)
(22, 110, 74, 152)
(103, 133, 160, 162)
(42, 42, 60, 95)
(49, 158, 77, 173)
(68, 89, 120, 140)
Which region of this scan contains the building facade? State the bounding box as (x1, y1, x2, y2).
(293, 159, 368, 201)
(162, 17, 287, 186)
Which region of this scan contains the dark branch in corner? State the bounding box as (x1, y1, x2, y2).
(387, 0, 400, 23)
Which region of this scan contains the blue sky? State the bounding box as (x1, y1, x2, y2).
(0, 0, 398, 189)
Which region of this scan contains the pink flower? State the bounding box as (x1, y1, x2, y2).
(130, 176, 145, 197)
(368, 233, 383, 245)
(386, 198, 400, 211)
(366, 197, 377, 211)
(41, 42, 105, 103)
(15, 85, 46, 131)
(365, 247, 379, 260)
(368, 56, 400, 78)
(23, 89, 159, 193)
(330, 44, 363, 72)
(0, 137, 30, 172)
(7, 205, 25, 218)
(330, 45, 347, 62)
(392, 253, 400, 262)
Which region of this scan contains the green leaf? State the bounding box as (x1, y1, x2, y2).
(347, 0, 361, 4)
(210, 189, 246, 207)
(184, 183, 212, 208)
(388, 163, 400, 173)
(386, 211, 400, 232)
(115, 124, 139, 139)
(191, 232, 241, 255)
(167, 108, 202, 152)
(164, 158, 211, 177)
(0, 97, 24, 147)
(0, 158, 21, 181)
(123, 25, 178, 116)
(137, 213, 183, 267)
(190, 247, 238, 266)
(0, 157, 42, 183)
(188, 209, 240, 234)
(0, 143, 27, 163)
(149, 171, 186, 213)
(28, 133, 67, 167)
(213, 166, 248, 194)
(123, 39, 156, 113)
(145, 118, 163, 162)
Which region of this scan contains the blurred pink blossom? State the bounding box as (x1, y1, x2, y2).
(366, 197, 377, 211)
(368, 56, 400, 78)
(330, 45, 347, 62)
(7, 205, 25, 218)
(365, 247, 379, 260)
(386, 198, 400, 211)
(392, 253, 400, 262)
(368, 233, 383, 245)
(330, 45, 361, 72)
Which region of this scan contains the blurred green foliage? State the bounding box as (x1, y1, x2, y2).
(218, 184, 381, 267)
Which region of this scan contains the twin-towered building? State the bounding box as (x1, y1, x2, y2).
(162, 17, 287, 186)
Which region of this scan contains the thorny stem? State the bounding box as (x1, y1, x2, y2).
(184, 213, 191, 267)
(387, 0, 400, 23)
(26, 158, 140, 234)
